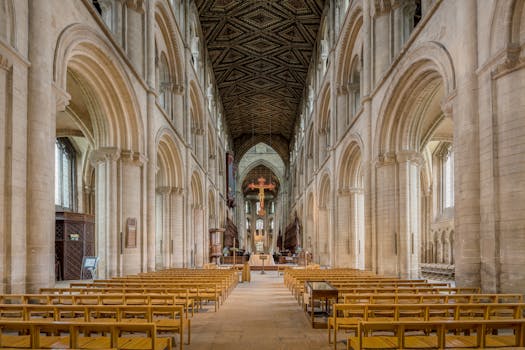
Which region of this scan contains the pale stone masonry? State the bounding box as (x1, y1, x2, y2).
(0, 0, 524, 295)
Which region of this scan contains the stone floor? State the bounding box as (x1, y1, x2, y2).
(187, 271, 335, 350)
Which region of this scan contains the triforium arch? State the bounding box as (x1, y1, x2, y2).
(336, 137, 365, 268)
(154, 0, 184, 127)
(190, 170, 206, 267)
(53, 23, 145, 279)
(374, 41, 456, 279)
(489, 0, 525, 58)
(317, 172, 332, 266)
(155, 129, 184, 269)
(318, 84, 331, 164)
(189, 81, 205, 164)
(335, 3, 363, 134)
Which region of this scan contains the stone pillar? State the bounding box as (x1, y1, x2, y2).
(396, 151, 423, 279)
(454, 0, 481, 288)
(26, 1, 55, 292)
(145, 0, 156, 272)
(193, 205, 204, 267)
(160, 187, 172, 269)
(362, 0, 374, 272)
(374, 154, 398, 276)
(0, 55, 10, 293)
(91, 148, 120, 278)
(336, 189, 351, 267)
(171, 188, 184, 267)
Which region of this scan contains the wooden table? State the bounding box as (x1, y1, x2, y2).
(304, 281, 338, 328)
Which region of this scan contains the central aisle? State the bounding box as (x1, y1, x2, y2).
(187, 271, 333, 350)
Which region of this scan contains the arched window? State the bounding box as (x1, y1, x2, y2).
(55, 138, 76, 211)
(443, 146, 454, 209)
(159, 53, 171, 113)
(349, 56, 361, 116)
(256, 219, 264, 230)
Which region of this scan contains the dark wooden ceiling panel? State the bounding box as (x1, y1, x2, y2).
(196, 0, 324, 161)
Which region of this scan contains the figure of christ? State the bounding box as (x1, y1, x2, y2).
(248, 177, 275, 216)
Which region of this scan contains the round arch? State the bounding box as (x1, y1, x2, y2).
(335, 4, 363, 85)
(155, 128, 184, 189)
(375, 42, 456, 155)
(54, 24, 143, 153)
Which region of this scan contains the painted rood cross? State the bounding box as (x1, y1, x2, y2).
(248, 177, 275, 216)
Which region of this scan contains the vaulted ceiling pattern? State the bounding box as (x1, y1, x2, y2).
(196, 0, 324, 162)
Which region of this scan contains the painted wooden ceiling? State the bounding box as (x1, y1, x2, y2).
(196, 0, 324, 162)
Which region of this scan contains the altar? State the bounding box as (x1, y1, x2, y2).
(249, 254, 275, 266)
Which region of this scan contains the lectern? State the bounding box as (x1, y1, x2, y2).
(259, 254, 267, 274)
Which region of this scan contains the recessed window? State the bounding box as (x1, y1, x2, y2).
(55, 138, 76, 211)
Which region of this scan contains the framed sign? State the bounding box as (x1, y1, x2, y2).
(82, 256, 99, 270)
(126, 217, 137, 248)
(81, 256, 100, 279)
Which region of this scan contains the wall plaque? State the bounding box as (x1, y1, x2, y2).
(126, 217, 137, 248)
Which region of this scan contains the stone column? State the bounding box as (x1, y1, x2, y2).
(362, 0, 374, 272)
(396, 151, 423, 279)
(374, 154, 398, 276)
(91, 148, 120, 278)
(26, 1, 55, 292)
(193, 205, 204, 267)
(145, 0, 156, 272)
(453, 0, 481, 288)
(159, 187, 172, 269)
(171, 188, 184, 267)
(0, 55, 10, 293)
(336, 189, 351, 267)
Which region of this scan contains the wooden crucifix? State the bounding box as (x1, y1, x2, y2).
(248, 177, 275, 216)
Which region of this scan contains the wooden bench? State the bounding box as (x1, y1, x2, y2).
(0, 304, 188, 350)
(329, 303, 525, 348)
(347, 319, 525, 349)
(0, 320, 171, 349)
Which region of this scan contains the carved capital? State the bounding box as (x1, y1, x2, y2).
(0, 54, 10, 71)
(336, 84, 348, 95)
(440, 93, 455, 119)
(156, 186, 172, 195)
(396, 150, 424, 166)
(120, 150, 147, 166)
(375, 152, 396, 166)
(124, 0, 145, 13)
(172, 84, 184, 94)
(53, 84, 71, 112)
(492, 43, 523, 77)
(90, 147, 121, 165)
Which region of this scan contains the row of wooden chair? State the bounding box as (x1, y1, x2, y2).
(347, 319, 525, 349)
(0, 320, 170, 349)
(342, 293, 523, 305)
(0, 303, 187, 350)
(329, 302, 525, 347)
